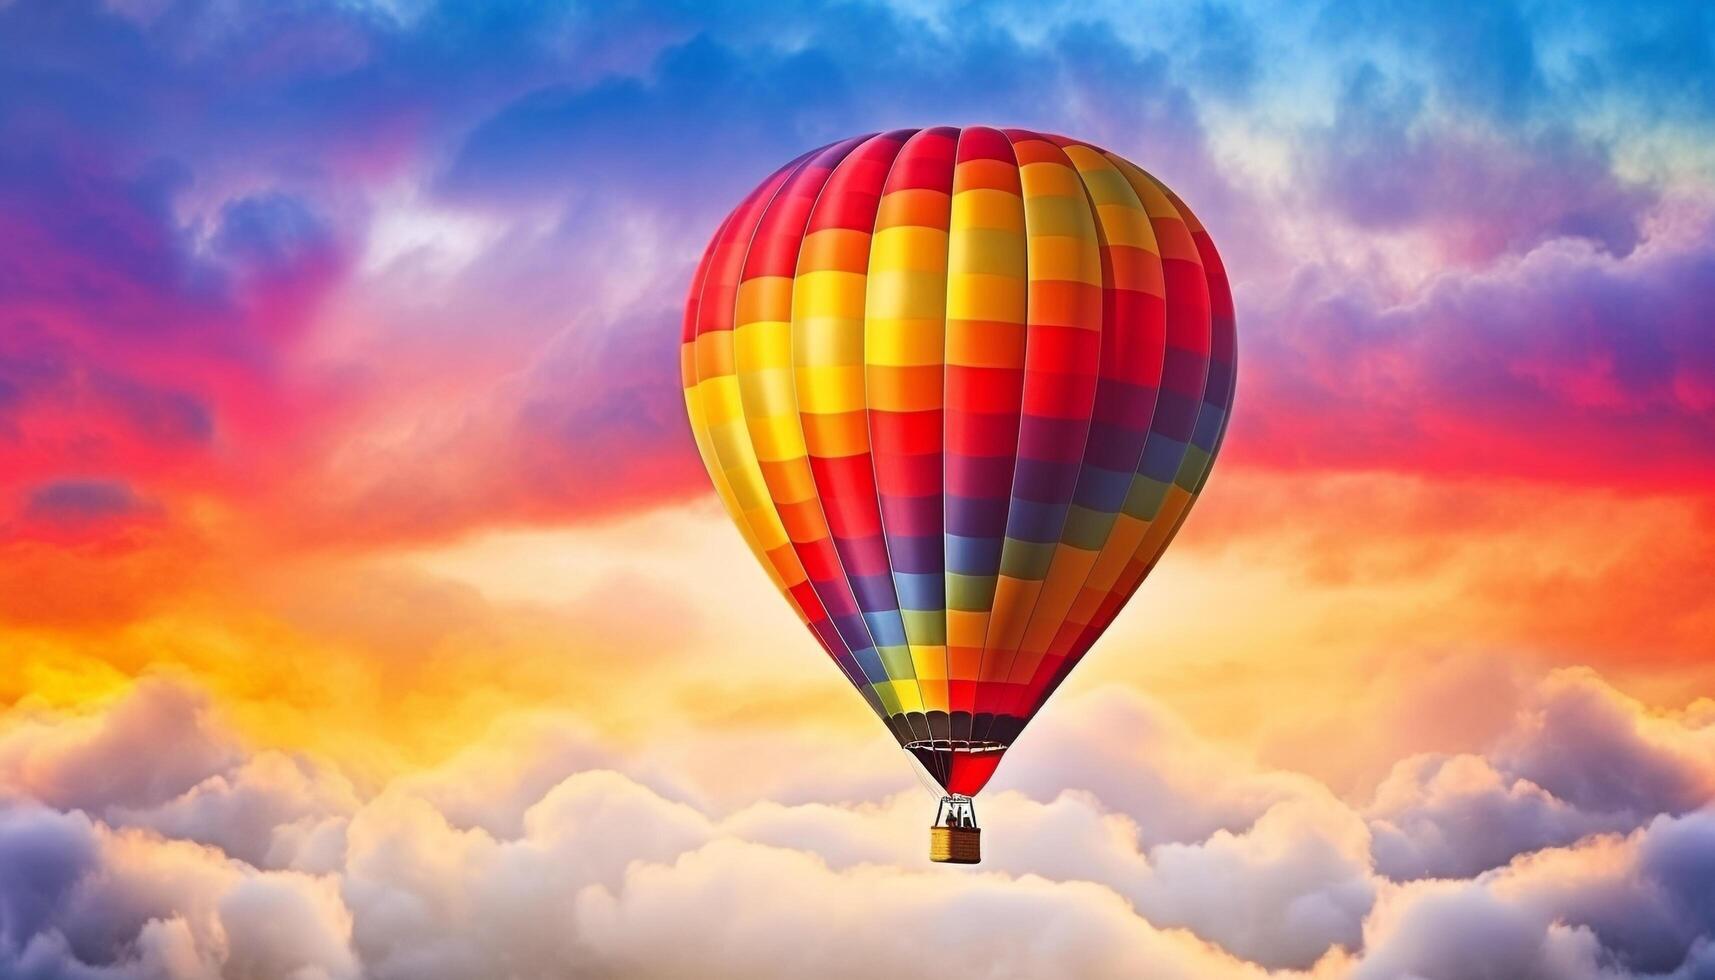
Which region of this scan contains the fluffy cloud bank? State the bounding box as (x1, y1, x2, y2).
(2, 667, 1712, 979)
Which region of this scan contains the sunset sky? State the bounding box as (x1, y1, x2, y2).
(2, 1, 1713, 977)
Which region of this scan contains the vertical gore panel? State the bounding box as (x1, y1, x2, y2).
(865, 127, 959, 748)
(1068, 181, 1236, 675)
(941, 127, 1027, 745)
(732, 135, 886, 719)
(794, 130, 933, 744)
(684, 151, 813, 599)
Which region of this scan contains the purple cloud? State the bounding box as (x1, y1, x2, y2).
(1236, 208, 1715, 489)
(20, 480, 157, 528)
(1308, 64, 1654, 260)
(0, 806, 100, 955)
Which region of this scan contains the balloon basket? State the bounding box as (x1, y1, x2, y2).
(930, 795, 981, 864)
(929, 825, 981, 864)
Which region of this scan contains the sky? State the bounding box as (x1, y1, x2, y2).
(0, 0, 1712, 977)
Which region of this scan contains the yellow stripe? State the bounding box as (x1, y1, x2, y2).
(733, 318, 793, 369)
(871, 226, 948, 272)
(793, 364, 865, 413)
(951, 187, 1026, 231)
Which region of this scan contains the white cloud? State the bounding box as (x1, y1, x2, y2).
(0, 680, 238, 814)
(1494, 668, 1715, 817)
(114, 752, 360, 869)
(573, 839, 1268, 980)
(1367, 753, 1626, 879)
(0, 805, 356, 980)
(992, 685, 1322, 847)
(1363, 667, 1715, 883)
(1352, 810, 1715, 980)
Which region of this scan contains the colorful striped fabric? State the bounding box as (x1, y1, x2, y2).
(682, 128, 1236, 797)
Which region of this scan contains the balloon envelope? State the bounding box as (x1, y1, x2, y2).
(681, 127, 1235, 797)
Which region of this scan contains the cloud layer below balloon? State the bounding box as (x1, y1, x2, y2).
(3, 665, 1713, 979)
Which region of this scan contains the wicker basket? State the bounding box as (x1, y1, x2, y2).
(930, 825, 981, 864)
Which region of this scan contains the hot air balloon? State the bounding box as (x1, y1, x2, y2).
(680, 127, 1235, 863)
